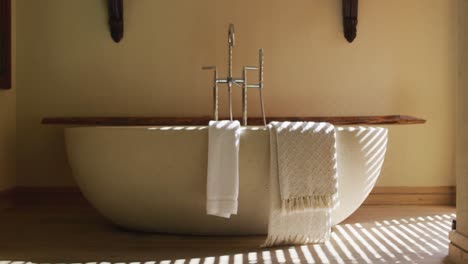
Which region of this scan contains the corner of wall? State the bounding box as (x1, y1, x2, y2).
(450, 0, 468, 261)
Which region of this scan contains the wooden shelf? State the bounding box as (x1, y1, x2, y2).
(42, 115, 426, 126)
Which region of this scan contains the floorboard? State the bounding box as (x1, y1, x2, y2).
(0, 205, 456, 263)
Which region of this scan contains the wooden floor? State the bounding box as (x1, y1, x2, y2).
(0, 205, 456, 263)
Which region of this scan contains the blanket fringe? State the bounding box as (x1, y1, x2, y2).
(281, 194, 336, 214)
(261, 233, 330, 248)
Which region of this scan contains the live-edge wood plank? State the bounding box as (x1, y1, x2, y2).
(42, 115, 426, 126)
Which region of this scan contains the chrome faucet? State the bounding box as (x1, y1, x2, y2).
(227, 24, 235, 120)
(202, 24, 266, 126)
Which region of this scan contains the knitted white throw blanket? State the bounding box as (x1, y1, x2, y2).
(263, 122, 338, 247)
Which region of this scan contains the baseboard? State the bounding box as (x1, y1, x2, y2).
(4, 187, 89, 207)
(0, 188, 15, 211)
(1, 186, 456, 208)
(364, 186, 456, 205)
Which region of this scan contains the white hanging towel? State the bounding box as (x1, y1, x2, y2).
(206, 120, 241, 218)
(263, 122, 338, 247)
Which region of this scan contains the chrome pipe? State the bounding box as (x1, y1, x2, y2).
(216, 78, 244, 84)
(228, 83, 233, 121)
(232, 78, 245, 88)
(242, 67, 248, 126)
(259, 49, 266, 126)
(232, 78, 245, 83)
(259, 87, 266, 126)
(213, 69, 218, 121)
(227, 24, 235, 121)
(259, 49, 264, 89)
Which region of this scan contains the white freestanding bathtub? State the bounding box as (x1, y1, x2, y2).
(65, 126, 388, 235)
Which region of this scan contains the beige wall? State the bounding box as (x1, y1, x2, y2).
(16, 0, 456, 187)
(0, 0, 16, 191)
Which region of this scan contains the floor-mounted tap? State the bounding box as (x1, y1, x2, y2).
(202, 24, 266, 126)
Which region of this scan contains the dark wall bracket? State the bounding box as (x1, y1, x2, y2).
(107, 1, 356, 44)
(0, 0, 11, 89)
(343, 0, 358, 43)
(108, 0, 123, 43)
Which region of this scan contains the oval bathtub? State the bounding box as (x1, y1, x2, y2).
(65, 126, 388, 235)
